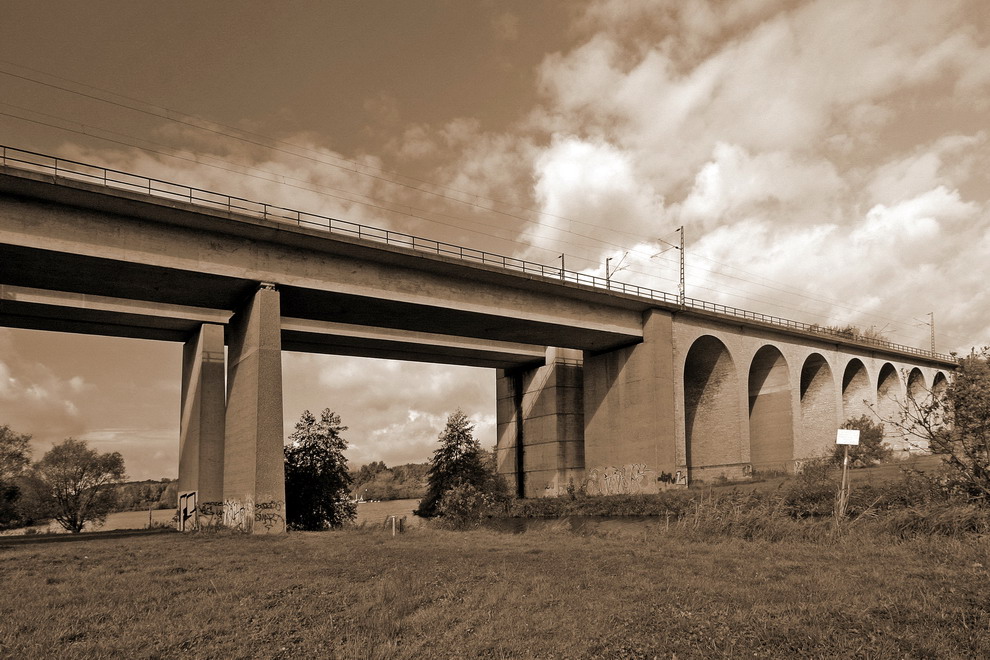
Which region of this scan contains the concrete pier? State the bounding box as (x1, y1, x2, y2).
(496, 348, 584, 497)
(178, 323, 226, 530)
(222, 285, 286, 533)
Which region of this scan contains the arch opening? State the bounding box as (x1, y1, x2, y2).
(876, 363, 905, 453)
(748, 346, 793, 473)
(798, 353, 836, 460)
(842, 359, 872, 421)
(684, 336, 742, 481)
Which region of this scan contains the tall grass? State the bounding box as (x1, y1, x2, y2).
(2, 525, 988, 658)
(499, 461, 990, 543)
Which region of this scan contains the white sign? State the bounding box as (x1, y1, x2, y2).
(836, 429, 861, 446)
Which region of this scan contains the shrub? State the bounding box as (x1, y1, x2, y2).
(834, 415, 892, 467)
(435, 481, 510, 529)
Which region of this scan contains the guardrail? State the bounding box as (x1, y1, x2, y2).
(0, 145, 956, 363)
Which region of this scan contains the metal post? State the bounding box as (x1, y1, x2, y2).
(930, 311, 935, 353)
(678, 226, 685, 306)
(559, 254, 565, 280)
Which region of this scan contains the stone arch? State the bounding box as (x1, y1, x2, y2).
(798, 353, 836, 459)
(842, 359, 872, 421)
(904, 368, 931, 453)
(876, 362, 904, 451)
(748, 345, 793, 472)
(684, 335, 742, 479)
(906, 368, 926, 402)
(932, 371, 949, 398)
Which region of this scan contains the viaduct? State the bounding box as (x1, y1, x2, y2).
(0, 147, 955, 532)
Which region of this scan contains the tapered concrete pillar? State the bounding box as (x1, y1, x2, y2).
(223, 284, 286, 533)
(583, 309, 682, 494)
(178, 323, 226, 531)
(496, 347, 584, 498)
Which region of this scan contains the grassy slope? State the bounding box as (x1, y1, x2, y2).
(2, 527, 988, 659)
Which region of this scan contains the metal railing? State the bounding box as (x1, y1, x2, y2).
(0, 145, 956, 362)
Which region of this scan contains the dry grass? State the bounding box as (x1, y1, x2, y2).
(2, 525, 989, 659)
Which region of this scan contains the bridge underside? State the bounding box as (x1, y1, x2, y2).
(0, 166, 957, 531)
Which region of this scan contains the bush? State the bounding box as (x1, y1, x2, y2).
(834, 415, 892, 467)
(435, 481, 510, 529)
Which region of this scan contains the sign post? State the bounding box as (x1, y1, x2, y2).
(835, 429, 860, 519)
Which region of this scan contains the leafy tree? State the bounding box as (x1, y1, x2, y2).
(833, 415, 891, 467)
(284, 409, 356, 530)
(24, 438, 125, 533)
(0, 425, 32, 529)
(893, 350, 990, 500)
(415, 409, 508, 518)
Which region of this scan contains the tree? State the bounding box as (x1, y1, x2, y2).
(415, 409, 507, 518)
(833, 415, 891, 467)
(283, 409, 356, 530)
(0, 425, 32, 529)
(25, 438, 125, 533)
(892, 349, 990, 500)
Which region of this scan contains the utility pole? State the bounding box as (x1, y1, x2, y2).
(677, 225, 685, 306)
(929, 311, 936, 353)
(559, 253, 565, 280)
(605, 256, 612, 286)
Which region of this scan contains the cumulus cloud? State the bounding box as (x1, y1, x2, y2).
(282, 353, 494, 468)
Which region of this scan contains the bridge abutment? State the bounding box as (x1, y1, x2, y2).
(221, 285, 286, 533)
(178, 323, 226, 530)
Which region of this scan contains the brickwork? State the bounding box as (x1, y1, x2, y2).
(497, 311, 954, 494)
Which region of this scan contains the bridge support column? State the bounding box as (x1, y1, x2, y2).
(222, 284, 286, 533)
(583, 310, 683, 494)
(178, 323, 226, 531)
(496, 348, 584, 498)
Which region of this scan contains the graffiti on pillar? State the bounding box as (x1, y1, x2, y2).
(178, 491, 197, 531)
(254, 500, 285, 532)
(198, 501, 224, 528)
(657, 471, 689, 488)
(223, 499, 248, 531)
(585, 464, 654, 495)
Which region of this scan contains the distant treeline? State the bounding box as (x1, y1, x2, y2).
(111, 462, 430, 511)
(113, 479, 178, 511)
(350, 461, 429, 501)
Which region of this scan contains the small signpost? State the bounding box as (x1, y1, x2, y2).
(835, 429, 860, 518)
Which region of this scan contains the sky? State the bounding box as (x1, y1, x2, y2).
(1, 0, 988, 480)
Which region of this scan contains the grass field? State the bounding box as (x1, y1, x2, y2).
(2, 524, 988, 659)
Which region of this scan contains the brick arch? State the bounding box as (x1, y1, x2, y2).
(842, 358, 872, 420)
(907, 368, 926, 402)
(876, 362, 904, 451)
(684, 335, 742, 479)
(748, 345, 793, 472)
(799, 352, 836, 458)
(932, 371, 949, 397)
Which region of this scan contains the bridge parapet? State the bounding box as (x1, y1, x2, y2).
(0, 146, 954, 363)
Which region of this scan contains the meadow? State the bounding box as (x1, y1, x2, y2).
(2, 521, 988, 658)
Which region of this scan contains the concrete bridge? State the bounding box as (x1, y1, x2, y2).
(0, 147, 955, 532)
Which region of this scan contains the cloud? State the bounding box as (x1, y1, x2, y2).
(282, 353, 494, 468)
(0, 330, 89, 447)
(492, 12, 520, 41)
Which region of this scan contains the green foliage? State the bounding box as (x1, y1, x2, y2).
(351, 461, 429, 501)
(0, 425, 32, 529)
(284, 409, 356, 530)
(833, 415, 891, 467)
(900, 349, 990, 500)
(23, 438, 126, 533)
(436, 481, 510, 528)
(415, 409, 508, 518)
(112, 479, 179, 512)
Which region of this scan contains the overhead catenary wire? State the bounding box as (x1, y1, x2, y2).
(0, 64, 952, 345)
